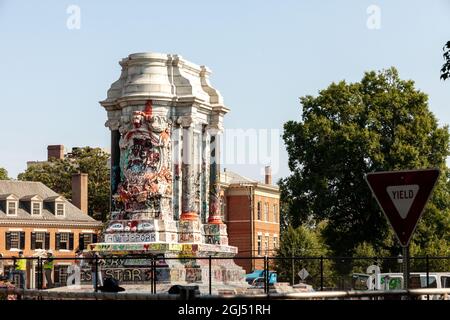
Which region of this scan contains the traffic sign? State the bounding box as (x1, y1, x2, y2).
(365, 169, 440, 247)
(298, 268, 309, 280)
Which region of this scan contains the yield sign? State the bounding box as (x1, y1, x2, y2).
(365, 169, 440, 247)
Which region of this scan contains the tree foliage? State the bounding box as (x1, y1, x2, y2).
(441, 41, 450, 80)
(275, 224, 333, 287)
(281, 67, 450, 257)
(0, 167, 9, 180)
(18, 147, 110, 221)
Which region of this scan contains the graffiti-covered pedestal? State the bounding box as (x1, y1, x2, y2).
(92, 52, 247, 287)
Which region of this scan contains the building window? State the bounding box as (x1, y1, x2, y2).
(264, 203, 269, 221)
(257, 202, 261, 220)
(56, 203, 65, 216)
(7, 201, 17, 215)
(54, 266, 69, 286)
(60, 233, 69, 250)
(265, 235, 269, 255)
(32, 202, 42, 215)
(257, 235, 262, 256)
(273, 204, 278, 223)
(6, 231, 25, 250)
(32, 232, 49, 250)
(10, 232, 20, 249)
(273, 236, 278, 250)
(79, 233, 97, 251)
(56, 232, 74, 251)
(35, 232, 45, 249)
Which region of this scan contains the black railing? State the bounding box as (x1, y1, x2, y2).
(1, 255, 450, 297)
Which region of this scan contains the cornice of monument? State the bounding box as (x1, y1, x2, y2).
(99, 52, 229, 112)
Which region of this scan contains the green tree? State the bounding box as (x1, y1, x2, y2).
(18, 147, 110, 221)
(0, 167, 9, 180)
(441, 41, 450, 80)
(275, 224, 333, 288)
(281, 67, 450, 258)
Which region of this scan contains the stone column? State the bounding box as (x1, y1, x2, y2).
(201, 125, 210, 223)
(172, 124, 182, 220)
(180, 116, 198, 221)
(208, 128, 223, 224)
(106, 119, 121, 213)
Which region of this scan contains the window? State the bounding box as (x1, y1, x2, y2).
(35, 232, 45, 249)
(81, 233, 93, 250)
(79, 233, 97, 250)
(10, 232, 20, 249)
(264, 235, 269, 255)
(273, 236, 278, 249)
(264, 203, 269, 221)
(257, 202, 261, 220)
(59, 233, 69, 250)
(55, 266, 69, 286)
(257, 235, 262, 256)
(441, 276, 450, 288)
(56, 203, 65, 216)
(56, 232, 74, 251)
(7, 201, 17, 215)
(273, 204, 278, 223)
(32, 232, 49, 250)
(32, 202, 41, 215)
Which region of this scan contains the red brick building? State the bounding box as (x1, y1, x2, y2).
(221, 167, 280, 272)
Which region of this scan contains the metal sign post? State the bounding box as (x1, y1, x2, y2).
(402, 245, 409, 290)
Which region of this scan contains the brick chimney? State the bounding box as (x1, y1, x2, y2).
(47, 145, 64, 161)
(72, 173, 88, 214)
(264, 166, 272, 185)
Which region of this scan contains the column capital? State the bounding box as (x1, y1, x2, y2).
(205, 124, 223, 134)
(177, 116, 195, 128)
(104, 119, 121, 131)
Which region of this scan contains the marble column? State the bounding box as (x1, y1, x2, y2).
(172, 124, 182, 220)
(106, 119, 121, 213)
(208, 128, 223, 224)
(180, 117, 198, 221)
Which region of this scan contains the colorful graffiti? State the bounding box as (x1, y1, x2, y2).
(112, 100, 173, 220)
(104, 232, 157, 243)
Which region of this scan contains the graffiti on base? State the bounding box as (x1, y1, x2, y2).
(104, 233, 157, 243)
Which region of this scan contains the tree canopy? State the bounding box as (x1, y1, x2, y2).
(280, 67, 450, 257)
(18, 147, 110, 221)
(0, 167, 9, 180)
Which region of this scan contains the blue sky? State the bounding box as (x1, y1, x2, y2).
(0, 0, 449, 182)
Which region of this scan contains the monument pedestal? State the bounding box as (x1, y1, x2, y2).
(95, 52, 249, 291)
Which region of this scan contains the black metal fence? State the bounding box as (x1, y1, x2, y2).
(1, 255, 450, 296)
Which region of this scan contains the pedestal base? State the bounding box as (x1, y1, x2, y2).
(88, 242, 247, 285)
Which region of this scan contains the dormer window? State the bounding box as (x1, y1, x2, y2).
(7, 201, 17, 215)
(0, 193, 19, 216)
(56, 203, 65, 216)
(20, 194, 43, 215)
(32, 202, 42, 215)
(44, 195, 66, 216)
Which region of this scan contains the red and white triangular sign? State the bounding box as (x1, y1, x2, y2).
(365, 169, 440, 247)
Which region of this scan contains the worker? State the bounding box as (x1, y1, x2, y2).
(10, 251, 27, 289)
(43, 250, 54, 289)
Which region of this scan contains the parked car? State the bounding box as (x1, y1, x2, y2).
(352, 272, 450, 300)
(246, 270, 277, 286)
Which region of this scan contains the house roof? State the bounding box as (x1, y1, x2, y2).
(0, 180, 102, 225)
(220, 170, 279, 191)
(221, 171, 257, 184)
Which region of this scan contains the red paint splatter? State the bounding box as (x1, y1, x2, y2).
(144, 100, 152, 120)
